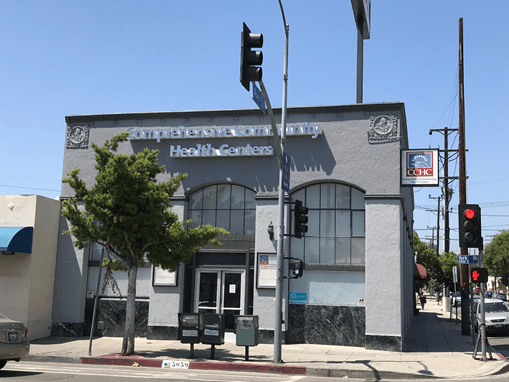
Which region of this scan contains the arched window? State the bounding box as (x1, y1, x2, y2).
(188, 184, 256, 235)
(291, 183, 365, 265)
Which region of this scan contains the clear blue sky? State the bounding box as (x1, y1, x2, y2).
(1, 1, 507, 254)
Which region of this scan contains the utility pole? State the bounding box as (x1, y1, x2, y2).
(458, 17, 470, 336)
(429, 196, 441, 254)
(429, 126, 459, 253)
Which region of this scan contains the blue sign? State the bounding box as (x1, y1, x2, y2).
(289, 292, 307, 305)
(252, 83, 266, 114)
(456, 255, 479, 264)
(282, 152, 290, 192)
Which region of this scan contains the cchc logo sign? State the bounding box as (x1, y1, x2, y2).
(401, 149, 439, 186)
(406, 152, 433, 177)
(407, 168, 434, 177)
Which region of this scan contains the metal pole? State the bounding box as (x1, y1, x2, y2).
(88, 245, 105, 356)
(356, 15, 364, 103)
(274, 0, 289, 363)
(480, 282, 487, 360)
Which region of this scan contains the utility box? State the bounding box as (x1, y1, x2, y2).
(178, 313, 201, 344)
(235, 315, 259, 347)
(201, 313, 225, 345)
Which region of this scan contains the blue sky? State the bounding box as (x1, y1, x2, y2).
(1, 1, 508, 254)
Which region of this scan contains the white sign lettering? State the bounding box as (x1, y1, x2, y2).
(169, 143, 273, 158)
(127, 123, 322, 143)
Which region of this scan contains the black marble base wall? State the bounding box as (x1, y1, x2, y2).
(147, 326, 179, 340)
(97, 299, 149, 337)
(287, 304, 365, 347)
(51, 298, 149, 338)
(365, 334, 402, 351)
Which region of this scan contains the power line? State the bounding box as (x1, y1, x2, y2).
(0, 184, 60, 192)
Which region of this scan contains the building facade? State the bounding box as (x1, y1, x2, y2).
(52, 102, 415, 351)
(0, 195, 60, 340)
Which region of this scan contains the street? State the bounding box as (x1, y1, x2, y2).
(2, 361, 509, 382)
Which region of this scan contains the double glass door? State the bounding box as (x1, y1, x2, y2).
(194, 269, 245, 330)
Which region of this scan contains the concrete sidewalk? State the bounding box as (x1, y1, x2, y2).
(25, 300, 509, 379)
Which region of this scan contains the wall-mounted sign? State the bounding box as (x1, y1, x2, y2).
(289, 292, 307, 305)
(127, 123, 322, 143)
(257, 253, 277, 289)
(152, 265, 178, 286)
(401, 149, 439, 187)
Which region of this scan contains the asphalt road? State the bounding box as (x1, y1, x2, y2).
(2, 361, 509, 382)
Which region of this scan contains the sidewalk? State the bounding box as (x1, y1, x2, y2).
(26, 300, 509, 379)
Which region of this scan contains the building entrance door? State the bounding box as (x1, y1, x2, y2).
(194, 269, 245, 330)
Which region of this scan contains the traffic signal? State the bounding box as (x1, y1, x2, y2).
(294, 199, 308, 239)
(471, 267, 488, 284)
(240, 22, 263, 91)
(458, 204, 482, 248)
(291, 259, 304, 278)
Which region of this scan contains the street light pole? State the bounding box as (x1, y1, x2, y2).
(273, 0, 289, 363)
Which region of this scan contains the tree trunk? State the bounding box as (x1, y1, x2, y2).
(121, 265, 138, 356)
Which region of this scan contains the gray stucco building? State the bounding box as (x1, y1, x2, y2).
(52, 102, 415, 351)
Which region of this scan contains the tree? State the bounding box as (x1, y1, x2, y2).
(414, 232, 443, 290)
(484, 230, 509, 287)
(62, 133, 228, 356)
(438, 252, 459, 285)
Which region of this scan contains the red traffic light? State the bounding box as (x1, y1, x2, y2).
(470, 267, 488, 284)
(465, 208, 476, 220)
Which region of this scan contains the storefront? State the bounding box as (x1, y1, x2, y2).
(52, 102, 415, 351)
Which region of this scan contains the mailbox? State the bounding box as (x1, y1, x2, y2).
(201, 313, 225, 345)
(178, 313, 201, 344)
(235, 315, 259, 347)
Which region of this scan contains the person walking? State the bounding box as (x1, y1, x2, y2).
(419, 292, 427, 310)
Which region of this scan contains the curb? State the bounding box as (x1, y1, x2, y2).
(80, 355, 306, 375)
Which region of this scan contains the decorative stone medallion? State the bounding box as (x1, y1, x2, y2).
(368, 114, 399, 143)
(66, 124, 90, 149)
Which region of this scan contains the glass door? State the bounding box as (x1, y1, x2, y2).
(195, 269, 245, 330)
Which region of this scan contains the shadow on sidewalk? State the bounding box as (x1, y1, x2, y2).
(404, 309, 474, 354)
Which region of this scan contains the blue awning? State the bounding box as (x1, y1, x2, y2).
(0, 227, 34, 254)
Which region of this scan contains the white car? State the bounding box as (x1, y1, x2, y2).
(473, 298, 509, 335)
(0, 313, 30, 369)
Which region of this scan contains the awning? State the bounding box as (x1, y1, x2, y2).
(414, 263, 427, 279)
(0, 227, 34, 254)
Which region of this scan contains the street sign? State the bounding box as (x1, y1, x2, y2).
(252, 82, 266, 114)
(452, 266, 458, 283)
(289, 292, 307, 305)
(456, 255, 479, 264)
(282, 152, 290, 192)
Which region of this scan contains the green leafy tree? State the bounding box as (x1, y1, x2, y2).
(414, 232, 443, 290)
(484, 230, 509, 287)
(438, 251, 459, 283)
(62, 133, 228, 356)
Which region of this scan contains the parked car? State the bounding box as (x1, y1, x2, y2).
(495, 293, 507, 301)
(0, 314, 30, 370)
(473, 299, 509, 335)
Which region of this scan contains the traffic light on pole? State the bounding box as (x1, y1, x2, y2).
(458, 204, 482, 248)
(240, 22, 263, 91)
(471, 267, 488, 284)
(291, 259, 304, 278)
(294, 199, 308, 239)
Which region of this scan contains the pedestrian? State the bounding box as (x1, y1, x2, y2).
(419, 292, 427, 310)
